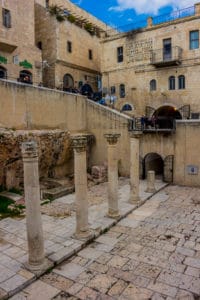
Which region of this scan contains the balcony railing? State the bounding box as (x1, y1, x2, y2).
(128, 117, 176, 133)
(150, 46, 182, 67)
(153, 6, 195, 25)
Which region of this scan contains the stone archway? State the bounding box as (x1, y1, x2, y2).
(19, 70, 32, 84)
(0, 66, 7, 79)
(63, 73, 74, 91)
(153, 105, 182, 129)
(143, 153, 164, 179)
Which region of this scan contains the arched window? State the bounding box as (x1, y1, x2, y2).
(19, 70, 32, 84)
(0, 66, 7, 79)
(150, 79, 156, 91)
(178, 75, 185, 89)
(63, 74, 74, 91)
(168, 76, 175, 90)
(119, 84, 125, 98)
(122, 103, 133, 111)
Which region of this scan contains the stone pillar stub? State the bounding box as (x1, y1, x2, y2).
(22, 141, 50, 274)
(146, 170, 156, 193)
(71, 135, 93, 239)
(129, 131, 142, 204)
(104, 133, 121, 218)
(195, 3, 200, 16)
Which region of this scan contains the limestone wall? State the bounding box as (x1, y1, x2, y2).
(0, 129, 72, 189)
(0, 0, 42, 84)
(0, 80, 86, 131)
(85, 100, 131, 176)
(101, 16, 200, 116)
(35, 1, 103, 90)
(174, 120, 200, 186)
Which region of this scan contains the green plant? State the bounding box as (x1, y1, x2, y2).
(8, 187, 22, 195)
(67, 14, 76, 23)
(0, 185, 5, 192)
(41, 200, 50, 206)
(0, 196, 22, 218)
(48, 5, 66, 22)
(84, 22, 95, 35)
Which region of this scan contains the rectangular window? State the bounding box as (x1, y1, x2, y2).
(190, 30, 199, 49)
(191, 113, 199, 119)
(119, 84, 125, 98)
(163, 38, 171, 61)
(13, 55, 19, 65)
(110, 86, 116, 94)
(2, 8, 11, 28)
(67, 41, 72, 53)
(88, 49, 93, 60)
(117, 46, 123, 63)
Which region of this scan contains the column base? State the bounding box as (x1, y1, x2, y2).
(24, 258, 53, 276)
(129, 195, 141, 204)
(73, 230, 94, 240)
(107, 209, 120, 219)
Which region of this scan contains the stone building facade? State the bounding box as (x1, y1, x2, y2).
(101, 3, 200, 119)
(0, 0, 42, 84)
(35, 0, 107, 91)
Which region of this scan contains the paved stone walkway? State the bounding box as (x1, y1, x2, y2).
(8, 184, 200, 300)
(0, 179, 166, 299)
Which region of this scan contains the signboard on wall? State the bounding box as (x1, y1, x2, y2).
(186, 165, 199, 175)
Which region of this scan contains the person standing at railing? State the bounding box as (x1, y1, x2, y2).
(141, 115, 147, 129)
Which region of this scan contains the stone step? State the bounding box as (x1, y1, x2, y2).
(42, 186, 75, 200)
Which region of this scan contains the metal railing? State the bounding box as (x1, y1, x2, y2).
(150, 46, 182, 64)
(128, 117, 176, 133)
(153, 6, 195, 25)
(106, 5, 195, 37)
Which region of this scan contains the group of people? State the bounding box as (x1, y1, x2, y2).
(141, 115, 158, 129)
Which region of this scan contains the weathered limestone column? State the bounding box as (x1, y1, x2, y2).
(129, 131, 142, 204)
(72, 136, 91, 239)
(22, 141, 45, 272)
(146, 170, 156, 193)
(104, 133, 121, 218)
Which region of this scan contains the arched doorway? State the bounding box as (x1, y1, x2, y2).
(19, 70, 32, 84)
(153, 105, 182, 129)
(63, 73, 74, 91)
(143, 153, 164, 179)
(0, 66, 7, 79)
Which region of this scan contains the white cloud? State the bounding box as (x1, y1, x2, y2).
(109, 0, 197, 15)
(74, 0, 83, 5)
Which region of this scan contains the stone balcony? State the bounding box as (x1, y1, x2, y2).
(150, 46, 182, 67)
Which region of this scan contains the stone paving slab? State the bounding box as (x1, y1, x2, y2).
(18, 183, 200, 300)
(0, 179, 166, 299)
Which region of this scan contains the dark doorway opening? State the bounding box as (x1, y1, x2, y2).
(143, 153, 164, 179)
(19, 70, 32, 84)
(153, 105, 182, 129)
(0, 66, 7, 79)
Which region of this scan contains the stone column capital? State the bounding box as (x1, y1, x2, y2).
(129, 131, 143, 139)
(21, 141, 38, 158)
(71, 135, 87, 153)
(104, 133, 121, 145)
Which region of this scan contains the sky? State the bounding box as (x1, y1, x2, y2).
(70, 0, 197, 28)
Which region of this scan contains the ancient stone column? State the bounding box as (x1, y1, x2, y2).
(146, 170, 156, 193)
(22, 141, 45, 272)
(72, 135, 91, 239)
(129, 131, 142, 204)
(104, 133, 121, 218)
